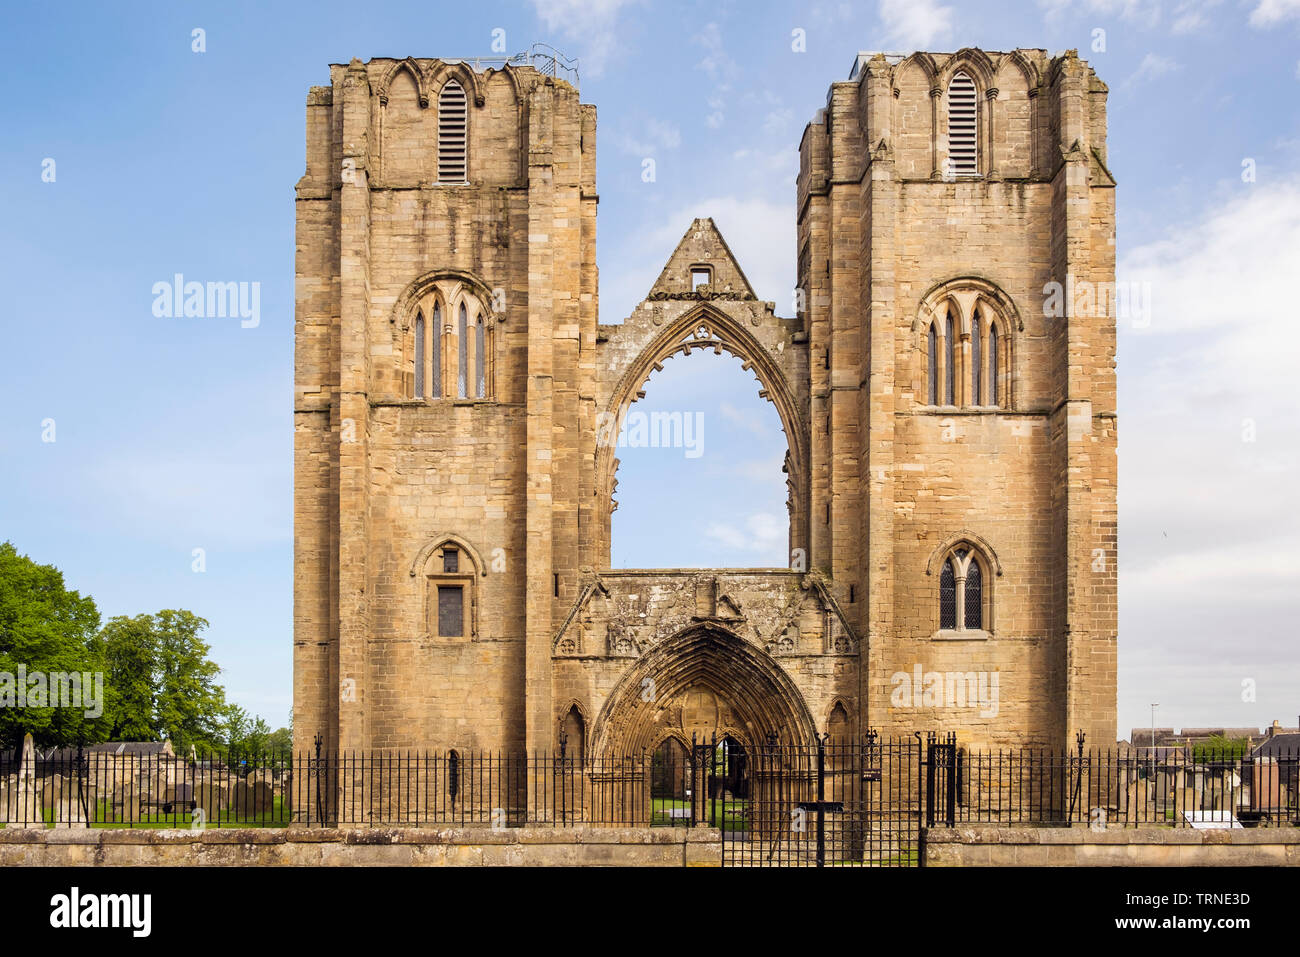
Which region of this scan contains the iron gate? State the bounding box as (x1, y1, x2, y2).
(718, 732, 956, 867)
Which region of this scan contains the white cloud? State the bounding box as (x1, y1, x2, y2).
(705, 512, 787, 556)
(719, 401, 775, 438)
(1039, 0, 1222, 30)
(1118, 178, 1300, 676)
(530, 0, 638, 77)
(877, 0, 955, 50)
(1115, 178, 1300, 732)
(615, 117, 681, 157)
(1249, 0, 1300, 26)
(1126, 52, 1180, 85)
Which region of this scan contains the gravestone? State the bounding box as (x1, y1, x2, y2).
(9, 734, 44, 828)
(235, 779, 273, 818)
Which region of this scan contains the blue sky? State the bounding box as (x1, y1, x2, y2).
(1, 0, 1298, 738)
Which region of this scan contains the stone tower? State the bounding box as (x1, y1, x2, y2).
(293, 48, 1117, 763)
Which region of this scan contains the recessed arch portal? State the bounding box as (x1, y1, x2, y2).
(590, 622, 819, 756)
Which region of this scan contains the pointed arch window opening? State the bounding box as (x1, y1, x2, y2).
(944, 313, 956, 406)
(475, 314, 486, 398)
(408, 292, 495, 401)
(432, 301, 443, 398)
(988, 323, 999, 408)
(414, 311, 425, 399)
(939, 559, 958, 629)
(936, 544, 991, 635)
(918, 294, 1009, 412)
(462, 304, 473, 397)
(927, 322, 939, 405)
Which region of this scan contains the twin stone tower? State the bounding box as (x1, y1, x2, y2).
(292, 48, 1118, 765)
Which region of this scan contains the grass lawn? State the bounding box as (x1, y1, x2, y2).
(87, 795, 293, 829)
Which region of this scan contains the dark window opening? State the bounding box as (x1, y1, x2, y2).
(939, 559, 957, 630)
(414, 312, 425, 398)
(438, 585, 464, 637)
(965, 559, 983, 630)
(442, 548, 459, 574)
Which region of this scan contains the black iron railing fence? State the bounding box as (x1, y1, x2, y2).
(0, 737, 1294, 836)
(935, 743, 1300, 829)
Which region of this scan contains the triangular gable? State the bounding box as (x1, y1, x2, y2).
(648, 218, 759, 300)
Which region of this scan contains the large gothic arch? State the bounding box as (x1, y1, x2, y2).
(595, 301, 808, 563)
(590, 622, 820, 756)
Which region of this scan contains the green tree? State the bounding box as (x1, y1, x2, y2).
(151, 610, 226, 753)
(1192, 735, 1251, 762)
(0, 542, 107, 748)
(266, 710, 293, 755)
(99, 614, 160, 741)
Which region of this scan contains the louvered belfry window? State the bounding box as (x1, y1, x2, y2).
(438, 80, 468, 182)
(947, 71, 978, 176)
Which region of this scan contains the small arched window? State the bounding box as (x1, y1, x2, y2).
(927, 322, 938, 405)
(432, 301, 443, 398)
(935, 543, 992, 635)
(971, 313, 982, 406)
(988, 323, 999, 407)
(964, 559, 982, 629)
(423, 539, 479, 639)
(944, 312, 956, 405)
(438, 80, 468, 182)
(414, 311, 425, 399)
(475, 314, 486, 398)
(457, 303, 468, 398)
(939, 559, 957, 630)
(561, 705, 585, 762)
(947, 71, 978, 176)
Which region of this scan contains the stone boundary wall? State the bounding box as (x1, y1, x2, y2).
(923, 827, 1300, 866)
(0, 827, 722, 867)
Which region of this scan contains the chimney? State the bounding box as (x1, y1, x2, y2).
(1269, 719, 1281, 739)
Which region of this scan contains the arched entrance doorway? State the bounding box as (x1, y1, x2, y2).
(591, 622, 818, 756)
(591, 622, 817, 828)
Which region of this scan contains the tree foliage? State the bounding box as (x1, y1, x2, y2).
(1, 541, 286, 753)
(0, 543, 105, 748)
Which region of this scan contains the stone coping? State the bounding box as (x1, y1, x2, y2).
(0, 826, 722, 847)
(925, 826, 1300, 845)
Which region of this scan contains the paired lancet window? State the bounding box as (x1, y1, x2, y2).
(947, 71, 978, 177)
(925, 299, 1006, 409)
(410, 288, 493, 400)
(438, 79, 468, 182)
(937, 544, 988, 634)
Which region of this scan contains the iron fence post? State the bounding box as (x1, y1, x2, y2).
(313, 733, 323, 828)
(816, 732, 827, 868)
